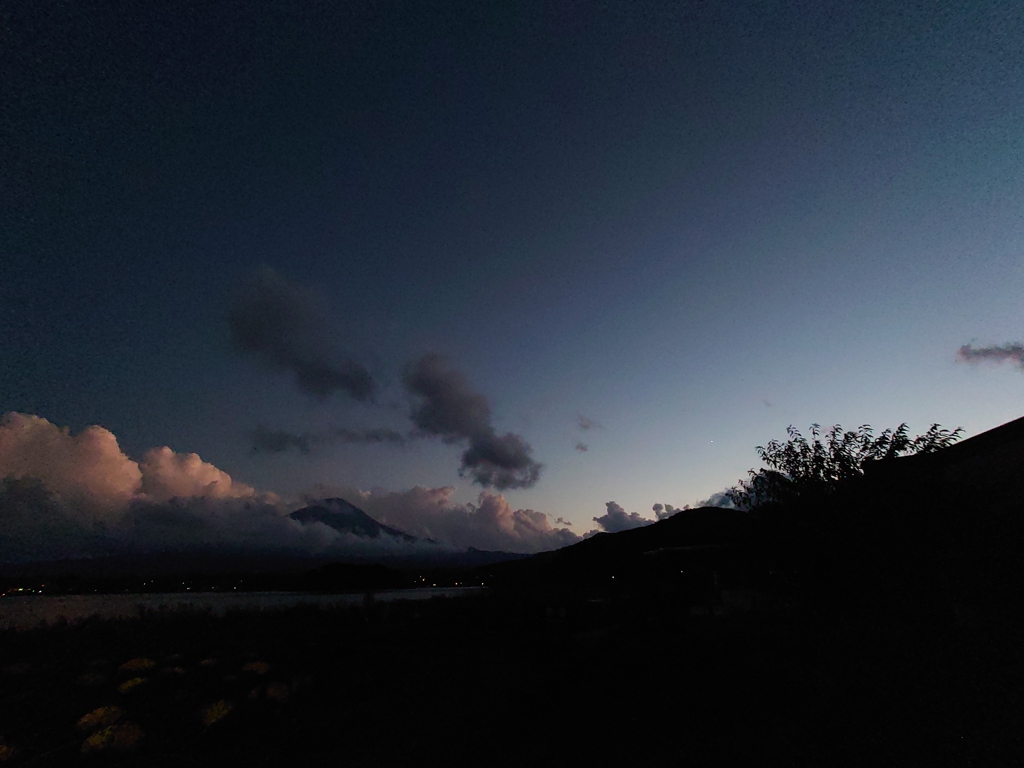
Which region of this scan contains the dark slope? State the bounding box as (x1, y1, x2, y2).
(481, 506, 760, 593)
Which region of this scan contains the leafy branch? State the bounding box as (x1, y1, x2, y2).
(727, 422, 963, 510)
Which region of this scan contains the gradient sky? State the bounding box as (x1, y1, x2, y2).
(4, 1, 1024, 539)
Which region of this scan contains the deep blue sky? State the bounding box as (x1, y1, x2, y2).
(4, 1, 1024, 532)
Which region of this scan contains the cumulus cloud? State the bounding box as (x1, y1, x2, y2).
(251, 425, 407, 454)
(652, 503, 681, 520)
(0, 413, 309, 561)
(0, 413, 141, 518)
(228, 267, 375, 400)
(592, 501, 653, 533)
(651, 492, 735, 520)
(340, 485, 579, 553)
(404, 353, 543, 490)
(0, 414, 273, 514)
(693, 491, 736, 509)
(459, 432, 541, 490)
(957, 342, 1024, 371)
(139, 446, 259, 503)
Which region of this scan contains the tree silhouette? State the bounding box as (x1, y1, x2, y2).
(727, 422, 963, 510)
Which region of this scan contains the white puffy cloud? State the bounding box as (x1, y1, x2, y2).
(693, 491, 736, 509)
(592, 501, 653, 533)
(652, 503, 681, 520)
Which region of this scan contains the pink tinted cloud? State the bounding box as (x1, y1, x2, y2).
(0, 412, 141, 518)
(139, 446, 260, 502)
(0, 413, 273, 517)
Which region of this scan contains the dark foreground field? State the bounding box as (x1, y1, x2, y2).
(1, 593, 1022, 767)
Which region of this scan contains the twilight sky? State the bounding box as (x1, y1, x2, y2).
(3, 1, 1024, 556)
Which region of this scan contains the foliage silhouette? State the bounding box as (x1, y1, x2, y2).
(727, 422, 963, 510)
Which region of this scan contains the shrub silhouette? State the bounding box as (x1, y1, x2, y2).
(727, 422, 963, 510)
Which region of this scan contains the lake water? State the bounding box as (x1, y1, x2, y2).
(0, 587, 485, 630)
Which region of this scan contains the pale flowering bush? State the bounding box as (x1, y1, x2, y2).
(80, 722, 145, 754)
(119, 657, 156, 673)
(117, 676, 149, 694)
(0, 737, 17, 763)
(76, 705, 123, 733)
(201, 699, 234, 728)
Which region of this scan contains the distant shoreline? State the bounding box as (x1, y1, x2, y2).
(0, 586, 485, 630)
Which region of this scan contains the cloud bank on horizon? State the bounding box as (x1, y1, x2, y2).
(0, 413, 575, 562)
(593, 501, 653, 533)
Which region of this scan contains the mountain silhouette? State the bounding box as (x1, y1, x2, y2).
(289, 498, 418, 542)
(481, 506, 757, 593)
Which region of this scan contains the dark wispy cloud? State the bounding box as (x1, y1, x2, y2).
(252, 425, 407, 454)
(574, 416, 601, 453)
(592, 501, 653, 533)
(957, 342, 1024, 370)
(252, 427, 313, 454)
(228, 267, 375, 400)
(226, 274, 546, 487)
(403, 354, 543, 490)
